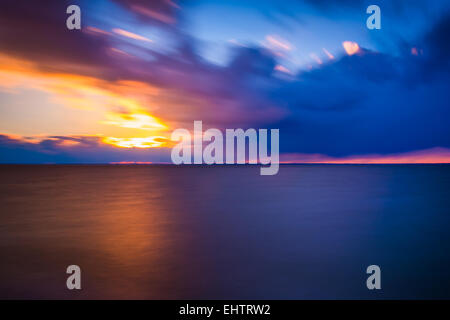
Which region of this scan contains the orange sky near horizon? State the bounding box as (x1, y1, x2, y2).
(0, 53, 172, 149)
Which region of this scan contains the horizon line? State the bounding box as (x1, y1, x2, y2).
(0, 162, 449, 165)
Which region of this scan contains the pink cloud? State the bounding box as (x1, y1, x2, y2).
(280, 148, 450, 164)
(131, 5, 176, 24)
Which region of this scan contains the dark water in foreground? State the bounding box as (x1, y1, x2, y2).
(1, 164, 450, 299)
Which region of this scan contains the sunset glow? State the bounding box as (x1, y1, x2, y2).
(103, 111, 167, 131)
(103, 136, 167, 148)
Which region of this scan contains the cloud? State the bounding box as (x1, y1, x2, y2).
(342, 41, 360, 55)
(130, 5, 176, 24)
(112, 28, 153, 42)
(111, 0, 180, 25)
(0, 1, 449, 164)
(0, 1, 116, 77)
(422, 13, 450, 72)
(271, 45, 450, 156)
(102, 110, 166, 131)
(102, 136, 167, 148)
(281, 147, 450, 164)
(0, 134, 171, 163)
(264, 35, 292, 51)
(322, 48, 335, 60)
(274, 65, 292, 74)
(301, 0, 417, 13)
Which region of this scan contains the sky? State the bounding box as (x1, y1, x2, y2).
(0, 0, 449, 163)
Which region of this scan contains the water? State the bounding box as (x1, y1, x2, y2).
(1, 164, 450, 299)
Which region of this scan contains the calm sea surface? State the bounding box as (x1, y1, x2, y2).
(1, 164, 450, 299)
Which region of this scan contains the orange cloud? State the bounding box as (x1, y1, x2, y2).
(0, 53, 170, 146)
(102, 111, 166, 131)
(84, 26, 112, 36)
(342, 41, 360, 56)
(1, 133, 170, 150)
(112, 28, 153, 43)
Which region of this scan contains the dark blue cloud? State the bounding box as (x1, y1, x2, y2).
(267, 15, 450, 156)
